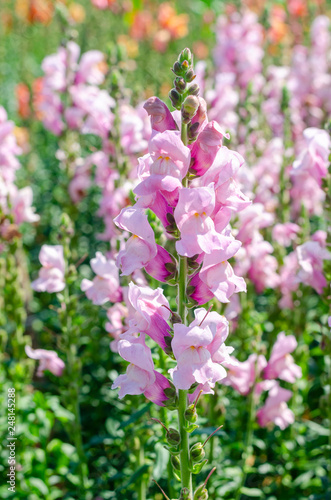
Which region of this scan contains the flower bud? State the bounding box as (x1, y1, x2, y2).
(179, 48, 192, 66)
(167, 428, 181, 446)
(188, 121, 200, 142)
(181, 96, 199, 123)
(169, 89, 182, 110)
(170, 312, 182, 325)
(190, 442, 205, 463)
(174, 77, 187, 93)
(185, 404, 198, 423)
(171, 454, 181, 471)
(187, 83, 200, 96)
(185, 68, 196, 82)
(164, 335, 173, 348)
(194, 485, 208, 500)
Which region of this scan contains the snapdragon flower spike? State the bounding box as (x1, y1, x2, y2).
(263, 332, 302, 383)
(114, 206, 175, 281)
(256, 382, 295, 430)
(25, 345, 65, 377)
(190, 121, 230, 176)
(81, 251, 122, 305)
(31, 245, 66, 293)
(170, 310, 231, 390)
(125, 282, 172, 351)
(111, 334, 171, 406)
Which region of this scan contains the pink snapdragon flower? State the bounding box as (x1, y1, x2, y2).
(174, 185, 224, 257)
(278, 252, 300, 309)
(31, 245, 65, 293)
(189, 240, 246, 304)
(257, 383, 295, 430)
(81, 252, 122, 305)
(170, 310, 231, 390)
(272, 223, 300, 247)
(133, 130, 190, 197)
(25, 345, 65, 377)
(296, 240, 331, 294)
(125, 282, 171, 350)
(190, 121, 230, 176)
(111, 334, 171, 406)
(143, 97, 177, 133)
(263, 332, 302, 383)
(222, 354, 267, 396)
(114, 207, 157, 275)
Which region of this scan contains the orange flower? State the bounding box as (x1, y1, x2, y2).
(16, 83, 31, 120)
(69, 3, 86, 24)
(32, 77, 44, 119)
(158, 3, 188, 39)
(268, 5, 288, 44)
(15, 0, 54, 25)
(13, 127, 30, 153)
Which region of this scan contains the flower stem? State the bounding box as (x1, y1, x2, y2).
(176, 118, 193, 497)
(234, 388, 255, 500)
(137, 439, 147, 500)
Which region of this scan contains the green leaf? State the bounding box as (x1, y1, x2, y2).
(28, 478, 49, 496)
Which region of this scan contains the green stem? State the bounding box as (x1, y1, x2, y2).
(176, 119, 192, 497)
(234, 389, 255, 500)
(178, 389, 192, 495)
(137, 439, 147, 500)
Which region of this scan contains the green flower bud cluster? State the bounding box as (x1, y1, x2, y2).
(169, 48, 200, 138)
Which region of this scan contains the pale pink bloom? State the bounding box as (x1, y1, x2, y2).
(112, 205, 174, 281)
(170, 318, 228, 391)
(25, 345, 65, 377)
(75, 51, 106, 86)
(125, 282, 171, 350)
(81, 252, 121, 305)
(214, 11, 264, 90)
(278, 252, 299, 309)
(245, 241, 280, 294)
(106, 303, 129, 353)
(311, 230, 327, 247)
(236, 204, 274, 245)
(32, 245, 65, 293)
(206, 73, 239, 134)
(257, 383, 295, 430)
(111, 334, 171, 406)
(222, 354, 267, 396)
(114, 207, 158, 275)
(69, 167, 92, 203)
(174, 186, 224, 257)
(272, 223, 300, 247)
(188, 381, 216, 404)
(291, 128, 330, 186)
(143, 97, 177, 133)
(134, 130, 190, 197)
(190, 121, 229, 176)
(264, 332, 302, 383)
(120, 104, 149, 155)
(190, 240, 246, 304)
(296, 241, 331, 294)
(11, 186, 39, 224)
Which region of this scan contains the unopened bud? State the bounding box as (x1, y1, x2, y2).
(171, 454, 181, 471)
(169, 88, 182, 110)
(185, 68, 196, 82)
(187, 83, 200, 96)
(172, 61, 183, 76)
(167, 428, 181, 446)
(188, 121, 200, 141)
(170, 312, 182, 325)
(175, 77, 187, 93)
(190, 442, 205, 463)
(185, 404, 198, 423)
(165, 335, 173, 348)
(182, 96, 199, 123)
(194, 485, 208, 500)
(179, 48, 192, 66)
